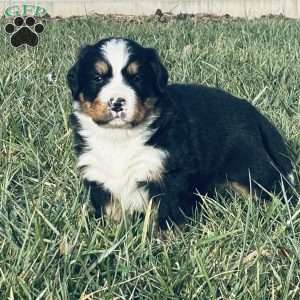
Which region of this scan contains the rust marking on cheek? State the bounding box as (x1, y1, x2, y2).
(133, 102, 148, 124)
(132, 97, 157, 124)
(127, 61, 140, 75)
(79, 94, 110, 121)
(95, 61, 109, 75)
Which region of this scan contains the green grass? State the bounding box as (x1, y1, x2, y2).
(1, 16, 300, 299)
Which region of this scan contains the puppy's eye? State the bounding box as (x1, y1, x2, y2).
(132, 74, 142, 82)
(94, 74, 103, 83)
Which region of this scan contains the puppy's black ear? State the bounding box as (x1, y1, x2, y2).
(67, 62, 79, 100)
(67, 45, 92, 100)
(146, 48, 168, 94)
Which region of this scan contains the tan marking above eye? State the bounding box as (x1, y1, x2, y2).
(127, 61, 140, 75)
(95, 61, 109, 75)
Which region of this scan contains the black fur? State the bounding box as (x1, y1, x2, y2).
(146, 84, 293, 226)
(68, 38, 294, 229)
(69, 113, 86, 155)
(86, 181, 111, 219)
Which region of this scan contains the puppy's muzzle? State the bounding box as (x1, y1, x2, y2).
(109, 98, 126, 113)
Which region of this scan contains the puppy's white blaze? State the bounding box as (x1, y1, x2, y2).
(75, 112, 168, 212)
(99, 38, 137, 122)
(101, 39, 130, 76)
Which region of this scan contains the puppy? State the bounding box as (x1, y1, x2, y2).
(67, 38, 294, 229)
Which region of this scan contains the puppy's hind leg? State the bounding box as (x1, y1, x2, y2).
(225, 143, 284, 201)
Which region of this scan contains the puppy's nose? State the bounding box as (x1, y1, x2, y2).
(110, 98, 125, 112)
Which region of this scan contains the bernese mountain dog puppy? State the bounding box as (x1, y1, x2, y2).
(67, 37, 294, 229)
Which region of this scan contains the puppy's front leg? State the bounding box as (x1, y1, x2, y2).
(84, 180, 111, 219)
(147, 180, 191, 230)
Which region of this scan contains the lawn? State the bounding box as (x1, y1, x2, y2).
(0, 15, 300, 299)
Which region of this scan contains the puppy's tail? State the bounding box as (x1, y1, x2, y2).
(259, 114, 294, 185)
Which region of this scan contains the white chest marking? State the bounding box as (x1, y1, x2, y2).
(75, 112, 168, 212)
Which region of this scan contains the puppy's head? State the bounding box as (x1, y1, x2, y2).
(67, 38, 168, 127)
